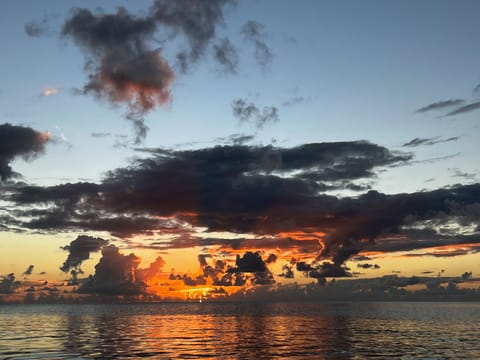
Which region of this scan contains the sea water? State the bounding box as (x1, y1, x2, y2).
(0, 302, 479, 359)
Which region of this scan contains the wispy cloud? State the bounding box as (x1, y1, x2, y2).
(446, 101, 480, 116)
(241, 21, 273, 71)
(415, 99, 465, 113)
(232, 98, 279, 128)
(402, 136, 460, 147)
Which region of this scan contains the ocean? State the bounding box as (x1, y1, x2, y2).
(0, 302, 479, 359)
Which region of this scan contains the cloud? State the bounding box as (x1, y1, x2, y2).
(226, 251, 275, 285)
(23, 265, 34, 276)
(241, 21, 273, 70)
(0, 123, 52, 181)
(232, 98, 279, 128)
(400, 245, 480, 258)
(413, 152, 461, 165)
(90, 132, 111, 138)
(357, 263, 380, 269)
(229, 251, 268, 273)
(282, 96, 309, 107)
(5, 141, 410, 241)
(446, 101, 480, 116)
(402, 136, 460, 147)
(136, 256, 165, 281)
(6, 140, 480, 272)
(152, 0, 235, 70)
(63, 6, 174, 143)
(80, 245, 146, 295)
(278, 264, 294, 278)
(214, 133, 255, 145)
(415, 99, 465, 113)
(296, 261, 350, 280)
(213, 38, 239, 74)
(25, 19, 50, 37)
(0, 273, 18, 294)
(61, 1, 238, 143)
(60, 235, 108, 273)
(449, 168, 476, 181)
(265, 253, 277, 264)
(41, 87, 59, 97)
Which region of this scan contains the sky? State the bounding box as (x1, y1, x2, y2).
(1, 0, 480, 301)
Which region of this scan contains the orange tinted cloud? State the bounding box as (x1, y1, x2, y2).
(41, 87, 59, 97)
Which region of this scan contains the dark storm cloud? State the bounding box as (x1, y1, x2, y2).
(402, 136, 460, 147)
(232, 98, 279, 128)
(445, 101, 480, 116)
(0, 123, 51, 181)
(213, 38, 239, 73)
(241, 21, 273, 70)
(4, 181, 177, 237)
(319, 184, 480, 265)
(5, 141, 410, 244)
(60, 235, 108, 273)
(6, 140, 480, 270)
(415, 99, 465, 113)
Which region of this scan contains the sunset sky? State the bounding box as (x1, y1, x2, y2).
(1, 0, 480, 301)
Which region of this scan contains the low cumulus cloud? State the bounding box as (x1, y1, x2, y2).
(80, 245, 146, 295)
(232, 98, 279, 128)
(357, 263, 380, 269)
(0, 123, 52, 181)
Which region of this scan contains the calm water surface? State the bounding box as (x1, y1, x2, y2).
(0, 302, 479, 359)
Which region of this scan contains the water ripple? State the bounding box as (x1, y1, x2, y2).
(1, 302, 479, 359)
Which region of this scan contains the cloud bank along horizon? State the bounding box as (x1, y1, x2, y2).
(2, 136, 480, 297)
